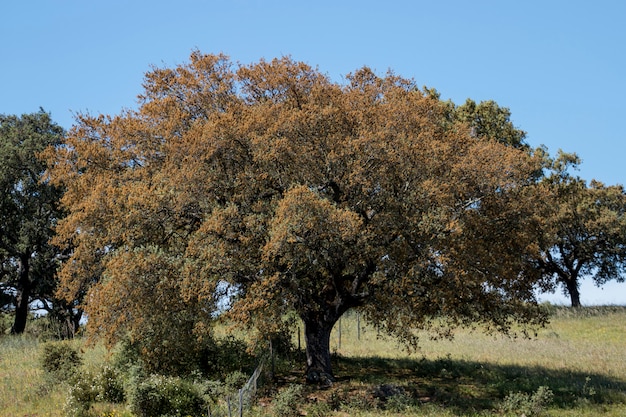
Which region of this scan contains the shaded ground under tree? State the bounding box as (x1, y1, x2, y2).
(271, 354, 626, 415)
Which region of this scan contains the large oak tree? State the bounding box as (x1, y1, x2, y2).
(48, 52, 549, 382)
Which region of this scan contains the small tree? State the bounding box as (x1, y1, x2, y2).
(536, 151, 626, 307)
(0, 110, 71, 334)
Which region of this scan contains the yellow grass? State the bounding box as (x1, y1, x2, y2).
(0, 335, 65, 417)
(1, 307, 625, 416)
(329, 309, 626, 377)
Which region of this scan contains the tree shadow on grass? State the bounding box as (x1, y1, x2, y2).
(331, 354, 626, 414)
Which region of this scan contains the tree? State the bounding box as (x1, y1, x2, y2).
(535, 151, 626, 307)
(48, 52, 549, 383)
(0, 110, 71, 334)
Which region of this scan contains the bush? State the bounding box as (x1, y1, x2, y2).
(94, 365, 125, 403)
(305, 400, 332, 417)
(385, 391, 415, 412)
(198, 379, 226, 401)
(224, 370, 248, 391)
(63, 369, 97, 417)
(129, 374, 205, 417)
(0, 312, 11, 334)
(40, 341, 82, 382)
(202, 335, 255, 377)
(272, 384, 304, 417)
(63, 365, 125, 417)
(111, 333, 255, 379)
(500, 385, 554, 416)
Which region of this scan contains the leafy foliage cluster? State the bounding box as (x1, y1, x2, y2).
(63, 366, 125, 417)
(38, 341, 124, 417)
(272, 384, 305, 417)
(499, 386, 554, 416)
(128, 375, 205, 417)
(109, 331, 256, 379)
(39, 333, 257, 417)
(40, 340, 82, 382)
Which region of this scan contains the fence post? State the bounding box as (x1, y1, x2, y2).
(238, 388, 244, 417)
(357, 312, 361, 341)
(338, 317, 342, 350)
(269, 338, 275, 380)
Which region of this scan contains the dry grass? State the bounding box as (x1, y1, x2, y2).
(272, 307, 626, 416)
(0, 335, 115, 417)
(328, 308, 626, 376)
(2, 306, 625, 416)
(0, 335, 65, 417)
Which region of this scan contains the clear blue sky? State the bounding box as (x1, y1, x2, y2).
(2, 0, 625, 305)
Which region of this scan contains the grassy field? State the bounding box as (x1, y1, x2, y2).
(313, 306, 626, 416)
(1, 306, 625, 416)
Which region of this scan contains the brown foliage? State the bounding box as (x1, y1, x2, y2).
(46, 52, 549, 378)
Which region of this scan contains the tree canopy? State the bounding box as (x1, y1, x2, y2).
(47, 52, 551, 382)
(0, 110, 72, 335)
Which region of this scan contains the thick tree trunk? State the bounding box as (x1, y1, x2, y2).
(11, 255, 31, 334)
(59, 306, 83, 339)
(564, 277, 581, 308)
(303, 317, 336, 386)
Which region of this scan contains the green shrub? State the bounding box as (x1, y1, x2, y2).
(94, 365, 125, 403)
(272, 384, 304, 417)
(386, 391, 415, 412)
(373, 383, 408, 411)
(62, 365, 125, 417)
(0, 312, 11, 334)
(197, 378, 226, 405)
(305, 400, 332, 417)
(111, 333, 255, 379)
(202, 335, 255, 377)
(63, 369, 97, 417)
(224, 370, 248, 391)
(500, 385, 554, 416)
(128, 374, 205, 417)
(40, 341, 82, 382)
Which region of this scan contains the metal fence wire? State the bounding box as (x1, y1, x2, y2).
(209, 357, 266, 417)
(239, 359, 264, 408)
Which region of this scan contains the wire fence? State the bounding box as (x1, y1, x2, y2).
(208, 312, 367, 416)
(208, 355, 266, 417)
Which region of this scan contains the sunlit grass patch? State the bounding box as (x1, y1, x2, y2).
(0, 335, 62, 417)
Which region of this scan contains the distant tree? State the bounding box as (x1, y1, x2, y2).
(0, 110, 73, 334)
(535, 151, 626, 307)
(47, 52, 549, 383)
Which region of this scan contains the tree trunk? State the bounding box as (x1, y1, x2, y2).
(71, 309, 83, 335)
(564, 277, 581, 308)
(11, 255, 31, 334)
(302, 316, 337, 386)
